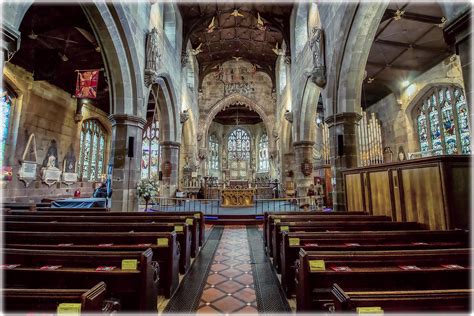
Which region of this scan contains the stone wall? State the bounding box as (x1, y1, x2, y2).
(2, 63, 111, 202)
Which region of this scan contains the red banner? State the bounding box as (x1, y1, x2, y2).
(75, 70, 99, 99)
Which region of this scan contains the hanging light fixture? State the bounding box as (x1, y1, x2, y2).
(232, 107, 245, 162)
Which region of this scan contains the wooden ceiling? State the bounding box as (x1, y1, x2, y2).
(178, 3, 293, 87)
(213, 105, 262, 125)
(10, 4, 109, 113)
(362, 2, 453, 107)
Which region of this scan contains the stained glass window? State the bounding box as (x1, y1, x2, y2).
(416, 86, 470, 156)
(79, 120, 107, 181)
(141, 118, 161, 179)
(228, 128, 251, 161)
(209, 134, 219, 170)
(258, 133, 269, 172)
(0, 92, 12, 167)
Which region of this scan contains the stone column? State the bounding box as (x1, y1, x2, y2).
(325, 112, 361, 211)
(444, 11, 472, 107)
(293, 140, 315, 200)
(108, 114, 146, 212)
(160, 141, 180, 199)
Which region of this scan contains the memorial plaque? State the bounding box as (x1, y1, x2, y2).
(62, 172, 78, 185)
(42, 168, 62, 186)
(19, 162, 37, 187)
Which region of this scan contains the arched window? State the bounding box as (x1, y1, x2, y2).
(415, 86, 470, 156)
(258, 133, 269, 171)
(227, 128, 251, 161)
(141, 117, 161, 179)
(79, 119, 107, 181)
(294, 3, 309, 57)
(187, 54, 195, 91)
(0, 91, 13, 167)
(163, 4, 177, 48)
(209, 134, 219, 170)
(278, 53, 287, 93)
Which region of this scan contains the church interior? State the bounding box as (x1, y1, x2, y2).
(1, 1, 472, 314)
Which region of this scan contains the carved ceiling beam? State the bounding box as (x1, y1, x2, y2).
(385, 8, 443, 24)
(375, 39, 448, 53)
(366, 61, 424, 72)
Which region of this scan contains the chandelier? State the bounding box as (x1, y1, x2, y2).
(231, 107, 245, 162)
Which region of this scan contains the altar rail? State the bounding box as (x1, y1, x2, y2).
(147, 197, 318, 215)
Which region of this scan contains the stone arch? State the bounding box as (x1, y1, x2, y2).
(297, 77, 320, 142)
(203, 94, 273, 148)
(335, 2, 388, 114)
(148, 75, 179, 143)
(4, 2, 143, 116)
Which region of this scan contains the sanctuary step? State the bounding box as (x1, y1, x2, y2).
(204, 215, 264, 225)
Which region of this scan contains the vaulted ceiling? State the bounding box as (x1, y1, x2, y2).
(178, 3, 293, 88)
(10, 4, 109, 113)
(362, 2, 453, 107)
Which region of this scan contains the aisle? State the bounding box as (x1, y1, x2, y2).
(197, 226, 257, 313)
(164, 225, 290, 314)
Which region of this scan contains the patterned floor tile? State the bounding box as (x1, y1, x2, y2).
(197, 227, 257, 314)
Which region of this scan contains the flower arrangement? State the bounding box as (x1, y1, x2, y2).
(137, 177, 160, 210)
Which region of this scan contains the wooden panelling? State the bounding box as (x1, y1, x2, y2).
(345, 174, 364, 212)
(391, 171, 403, 222)
(368, 171, 392, 218)
(401, 166, 446, 230)
(342, 155, 470, 230)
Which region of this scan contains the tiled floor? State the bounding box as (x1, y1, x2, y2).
(197, 226, 258, 314)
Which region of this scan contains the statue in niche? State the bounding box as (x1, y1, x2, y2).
(42, 140, 59, 169)
(309, 27, 326, 88)
(144, 28, 161, 87)
(41, 139, 62, 186)
(63, 145, 76, 173)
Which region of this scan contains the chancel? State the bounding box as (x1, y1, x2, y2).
(1, 0, 472, 314)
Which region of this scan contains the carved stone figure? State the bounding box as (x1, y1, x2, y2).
(42, 140, 59, 169)
(145, 28, 161, 87)
(63, 145, 76, 173)
(309, 27, 326, 88)
(146, 28, 160, 72)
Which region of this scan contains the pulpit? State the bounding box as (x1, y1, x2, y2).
(221, 188, 255, 207)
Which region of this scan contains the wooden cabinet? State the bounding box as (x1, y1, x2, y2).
(342, 155, 471, 230)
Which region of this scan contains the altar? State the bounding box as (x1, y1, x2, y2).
(221, 188, 255, 208)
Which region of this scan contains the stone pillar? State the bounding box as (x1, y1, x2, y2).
(160, 141, 180, 199)
(325, 112, 361, 211)
(293, 141, 315, 200)
(108, 114, 146, 212)
(444, 10, 472, 107)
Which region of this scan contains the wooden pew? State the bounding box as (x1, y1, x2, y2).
(2, 202, 51, 211)
(7, 209, 205, 248)
(272, 220, 423, 271)
(296, 248, 471, 311)
(280, 229, 470, 298)
(3, 282, 120, 313)
(263, 211, 367, 249)
(267, 214, 390, 257)
(4, 221, 192, 274)
(5, 231, 180, 298)
(331, 284, 472, 313)
(4, 214, 201, 258)
(3, 248, 159, 311)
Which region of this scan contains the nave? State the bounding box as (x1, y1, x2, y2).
(2, 204, 471, 314)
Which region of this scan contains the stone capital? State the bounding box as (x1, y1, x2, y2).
(160, 141, 181, 149)
(2, 24, 21, 61)
(324, 112, 362, 127)
(292, 140, 315, 148)
(108, 114, 147, 129)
